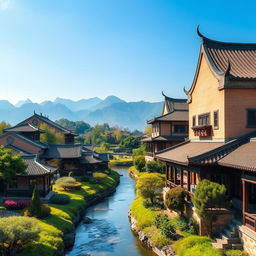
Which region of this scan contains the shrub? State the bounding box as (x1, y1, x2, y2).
(136, 173, 165, 204)
(81, 175, 91, 182)
(173, 235, 213, 256)
(55, 176, 77, 191)
(0, 216, 41, 254)
(165, 187, 186, 215)
(145, 160, 164, 173)
(183, 243, 222, 256)
(133, 155, 146, 172)
(49, 194, 70, 205)
(73, 182, 82, 190)
(24, 186, 51, 219)
(143, 226, 171, 248)
(154, 214, 176, 239)
(4, 199, 30, 210)
(224, 250, 248, 256)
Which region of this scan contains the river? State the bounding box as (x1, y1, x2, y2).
(66, 167, 155, 256)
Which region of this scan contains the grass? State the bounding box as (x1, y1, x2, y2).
(109, 158, 133, 166)
(17, 170, 120, 256)
(128, 166, 144, 177)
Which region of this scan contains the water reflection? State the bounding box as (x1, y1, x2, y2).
(66, 167, 155, 256)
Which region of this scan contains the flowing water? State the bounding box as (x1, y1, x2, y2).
(66, 167, 155, 256)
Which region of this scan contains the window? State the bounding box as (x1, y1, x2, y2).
(173, 125, 188, 134)
(247, 109, 256, 127)
(192, 116, 196, 127)
(214, 110, 219, 129)
(198, 113, 210, 126)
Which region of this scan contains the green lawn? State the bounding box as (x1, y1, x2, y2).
(18, 170, 120, 256)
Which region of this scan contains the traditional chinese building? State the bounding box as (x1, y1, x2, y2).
(156, 28, 256, 255)
(142, 93, 188, 159)
(0, 114, 108, 197)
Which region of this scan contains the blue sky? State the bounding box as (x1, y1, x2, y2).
(1, 0, 256, 104)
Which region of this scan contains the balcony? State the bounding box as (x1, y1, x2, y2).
(192, 125, 212, 137)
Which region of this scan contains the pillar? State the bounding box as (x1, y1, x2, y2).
(181, 170, 184, 187)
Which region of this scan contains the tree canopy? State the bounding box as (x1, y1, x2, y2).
(55, 118, 91, 134)
(0, 146, 27, 185)
(0, 121, 11, 135)
(40, 123, 64, 144)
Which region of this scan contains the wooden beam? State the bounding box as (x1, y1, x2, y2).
(188, 171, 191, 192)
(181, 169, 184, 187)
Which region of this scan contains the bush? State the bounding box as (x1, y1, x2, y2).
(165, 187, 186, 215)
(93, 172, 108, 179)
(73, 182, 82, 190)
(81, 175, 91, 182)
(24, 204, 51, 219)
(0, 216, 41, 254)
(224, 250, 248, 256)
(173, 235, 213, 256)
(143, 226, 171, 248)
(184, 243, 222, 256)
(154, 214, 176, 239)
(49, 194, 70, 205)
(4, 199, 30, 210)
(55, 176, 77, 191)
(136, 173, 165, 204)
(133, 155, 146, 172)
(145, 160, 165, 173)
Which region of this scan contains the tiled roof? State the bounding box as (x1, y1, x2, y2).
(148, 110, 188, 124)
(4, 123, 45, 133)
(5, 144, 32, 156)
(199, 29, 256, 80)
(218, 139, 256, 172)
(156, 141, 224, 165)
(163, 93, 188, 113)
(80, 154, 102, 164)
(41, 144, 82, 158)
(141, 135, 187, 142)
(20, 155, 58, 176)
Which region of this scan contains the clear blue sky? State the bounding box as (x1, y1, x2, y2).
(1, 0, 256, 104)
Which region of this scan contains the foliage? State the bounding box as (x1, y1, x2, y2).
(24, 186, 51, 219)
(132, 144, 146, 157)
(133, 155, 146, 172)
(173, 235, 213, 256)
(144, 125, 152, 135)
(143, 226, 171, 248)
(183, 243, 222, 256)
(68, 171, 73, 177)
(0, 216, 41, 255)
(0, 146, 27, 185)
(130, 197, 156, 229)
(170, 216, 198, 235)
(165, 187, 187, 215)
(224, 250, 248, 256)
(120, 136, 140, 150)
(153, 214, 176, 239)
(55, 177, 77, 191)
(136, 173, 165, 204)
(40, 123, 64, 144)
(145, 160, 164, 173)
(0, 121, 11, 135)
(192, 179, 230, 236)
(4, 200, 30, 210)
(55, 118, 91, 134)
(93, 172, 108, 180)
(48, 194, 70, 205)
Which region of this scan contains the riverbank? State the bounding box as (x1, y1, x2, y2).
(18, 170, 120, 256)
(109, 158, 133, 167)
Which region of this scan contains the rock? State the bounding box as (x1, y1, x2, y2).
(83, 217, 93, 224)
(63, 232, 75, 249)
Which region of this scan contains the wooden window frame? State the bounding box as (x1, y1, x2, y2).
(246, 108, 256, 128)
(192, 115, 196, 127)
(213, 110, 219, 130)
(198, 112, 210, 126)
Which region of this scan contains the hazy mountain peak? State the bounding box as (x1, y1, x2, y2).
(15, 99, 32, 107)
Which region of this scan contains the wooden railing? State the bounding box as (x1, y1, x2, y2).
(166, 180, 178, 188)
(244, 212, 256, 231)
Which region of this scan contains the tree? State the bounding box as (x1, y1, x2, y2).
(136, 173, 165, 204)
(165, 187, 187, 215)
(120, 136, 140, 150)
(133, 155, 146, 172)
(132, 144, 146, 157)
(145, 160, 164, 173)
(75, 121, 91, 134)
(0, 146, 27, 185)
(0, 122, 11, 135)
(0, 216, 41, 255)
(144, 125, 152, 135)
(40, 123, 64, 144)
(192, 179, 229, 236)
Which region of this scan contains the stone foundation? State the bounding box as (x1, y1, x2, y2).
(239, 225, 256, 256)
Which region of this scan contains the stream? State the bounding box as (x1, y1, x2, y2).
(66, 167, 155, 256)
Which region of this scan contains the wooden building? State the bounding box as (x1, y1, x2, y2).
(142, 93, 188, 159)
(156, 28, 256, 255)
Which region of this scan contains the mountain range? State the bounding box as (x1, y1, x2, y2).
(1, 96, 162, 131)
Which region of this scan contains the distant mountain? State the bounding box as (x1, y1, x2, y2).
(90, 95, 125, 110)
(0, 96, 163, 131)
(15, 99, 33, 107)
(54, 97, 102, 111)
